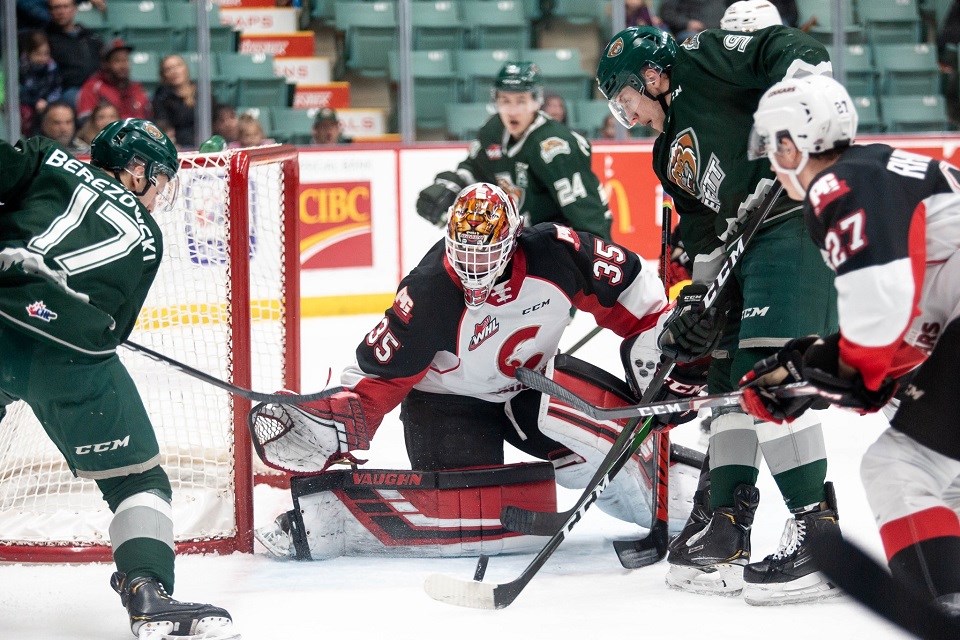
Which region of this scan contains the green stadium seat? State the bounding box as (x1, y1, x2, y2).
(852, 95, 883, 133)
(270, 108, 317, 144)
(108, 1, 182, 52)
(571, 100, 612, 138)
(796, 0, 863, 44)
(829, 44, 876, 99)
(389, 49, 461, 129)
(74, 3, 107, 29)
(445, 102, 496, 140)
(216, 52, 289, 107)
(311, 0, 336, 23)
(128, 50, 161, 85)
(412, 2, 466, 51)
(217, 52, 277, 80)
(874, 43, 941, 96)
(461, 1, 530, 50)
(552, 0, 602, 25)
(881, 94, 949, 132)
(859, 0, 923, 45)
(454, 48, 519, 101)
(522, 48, 593, 102)
(335, 1, 397, 76)
(165, 3, 236, 53)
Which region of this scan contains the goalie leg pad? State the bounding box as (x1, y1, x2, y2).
(539, 355, 697, 532)
(271, 463, 557, 560)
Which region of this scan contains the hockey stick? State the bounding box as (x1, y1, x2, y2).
(809, 527, 960, 640)
(562, 325, 602, 356)
(122, 340, 343, 404)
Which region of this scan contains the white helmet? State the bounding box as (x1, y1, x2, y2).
(721, 0, 782, 31)
(749, 75, 857, 195)
(445, 182, 522, 307)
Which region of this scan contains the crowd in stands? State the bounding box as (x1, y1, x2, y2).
(9, 0, 960, 146)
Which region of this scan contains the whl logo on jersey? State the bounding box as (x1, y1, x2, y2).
(26, 301, 57, 322)
(469, 315, 499, 351)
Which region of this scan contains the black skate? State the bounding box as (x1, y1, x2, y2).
(743, 482, 844, 606)
(666, 483, 759, 596)
(667, 486, 712, 554)
(111, 572, 239, 639)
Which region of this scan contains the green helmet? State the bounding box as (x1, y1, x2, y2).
(91, 118, 179, 185)
(596, 26, 678, 101)
(492, 61, 544, 101)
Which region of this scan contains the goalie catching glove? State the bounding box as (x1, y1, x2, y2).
(415, 171, 468, 227)
(739, 334, 897, 424)
(248, 388, 371, 473)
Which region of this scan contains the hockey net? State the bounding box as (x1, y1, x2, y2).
(0, 145, 300, 561)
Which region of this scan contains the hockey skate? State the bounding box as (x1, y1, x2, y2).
(742, 483, 843, 606)
(254, 511, 296, 559)
(665, 484, 758, 596)
(111, 572, 239, 640)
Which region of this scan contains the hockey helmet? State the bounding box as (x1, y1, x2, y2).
(445, 182, 522, 308)
(91, 118, 180, 211)
(492, 61, 544, 102)
(596, 27, 677, 128)
(721, 0, 782, 31)
(749, 75, 857, 195)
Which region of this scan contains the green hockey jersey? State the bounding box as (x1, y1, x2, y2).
(652, 26, 831, 258)
(458, 112, 612, 239)
(0, 137, 162, 355)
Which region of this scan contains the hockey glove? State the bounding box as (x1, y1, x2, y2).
(800, 333, 898, 414)
(621, 330, 708, 426)
(739, 336, 828, 423)
(415, 171, 467, 227)
(657, 283, 727, 363)
(248, 389, 371, 474)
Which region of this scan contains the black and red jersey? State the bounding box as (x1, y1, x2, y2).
(341, 222, 670, 436)
(803, 143, 960, 390)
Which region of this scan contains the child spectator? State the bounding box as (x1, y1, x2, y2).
(235, 112, 275, 148)
(19, 30, 63, 135)
(212, 104, 240, 145)
(543, 92, 568, 124)
(70, 101, 118, 154)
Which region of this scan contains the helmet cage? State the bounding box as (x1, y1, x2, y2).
(445, 183, 522, 308)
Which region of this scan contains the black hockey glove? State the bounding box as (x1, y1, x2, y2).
(739, 336, 829, 423)
(415, 171, 467, 227)
(657, 283, 728, 363)
(801, 333, 898, 414)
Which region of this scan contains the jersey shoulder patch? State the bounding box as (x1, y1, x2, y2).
(540, 136, 571, 163)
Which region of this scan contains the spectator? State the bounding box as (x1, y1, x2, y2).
(17, 0, 50, 30)
(235, 112, 275, 147)
(46, 0, 103, 107)
(542, 92, 568, 124)
(212, 104, 240, 145)
(76, 38, 150, 123)
(311, 107, 353, 144)
(70, 101, 118, 154)
(152, 54, 198, 148)
(625, 0, 670, 32)
(38, 100, 76, 148)
(600, 113, 618, 139)
(659, 0, 728, 41)
(19, 30, 63, 136)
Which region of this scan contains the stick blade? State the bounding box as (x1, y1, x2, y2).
(612, 521, 669, 569)
(500, 504, 569, 536)
(424, 574, 498, 610)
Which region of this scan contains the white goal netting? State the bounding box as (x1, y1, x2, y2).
(0, 146, 299, 559)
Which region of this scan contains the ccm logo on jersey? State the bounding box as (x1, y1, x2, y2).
(392, 286, 414, 323)
(808, 173, 850, 217)
(75, 435, 129, 455)
(523, 299, 550, 314)
(540, 137, 571, 163)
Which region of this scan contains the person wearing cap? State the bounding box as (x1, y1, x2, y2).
(311, 107, 352, 145)
(75, 38, 150, 123)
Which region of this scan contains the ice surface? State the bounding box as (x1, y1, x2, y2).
(0, 314, 914, 639)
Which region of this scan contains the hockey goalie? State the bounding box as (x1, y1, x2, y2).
(250, 182, 704, 560)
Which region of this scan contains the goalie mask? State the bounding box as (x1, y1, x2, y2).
(749, 75, 857, 196)
(721, 0, 782, 31)
(445, 182, 522, 308)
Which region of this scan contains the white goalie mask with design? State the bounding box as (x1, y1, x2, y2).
(445, 182, 522, 308)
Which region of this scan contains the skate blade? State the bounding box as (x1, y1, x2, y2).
(137, 617, 240, 640)
(743, 571, 845, 606)
(665, 563, 744, 596)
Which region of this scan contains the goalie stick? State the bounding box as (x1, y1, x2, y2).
(424, 183, 786, 609)
(809, 527, 960, 640)
(122, 340, 343, 404)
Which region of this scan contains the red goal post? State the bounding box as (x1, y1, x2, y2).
(0, 145, 300, 561)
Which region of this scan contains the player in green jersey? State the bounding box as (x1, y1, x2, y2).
(596, 1, 841, 606)
(416, 61, 612, 240)
(0, 119, 238, 639)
